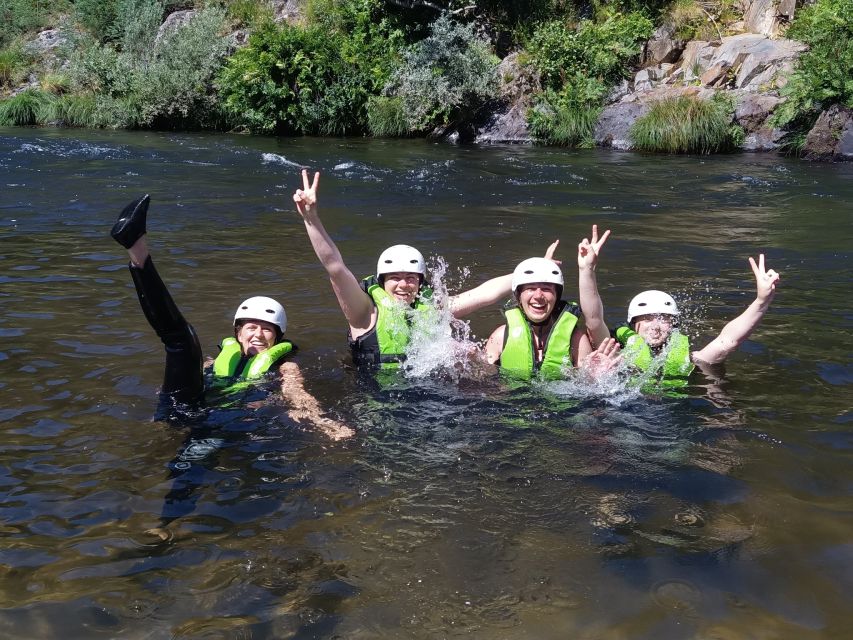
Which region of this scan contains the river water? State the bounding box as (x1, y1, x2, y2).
(1, 127, 851, 639)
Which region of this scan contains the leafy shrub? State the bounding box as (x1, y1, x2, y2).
(383, 14, 499, 133)
(630, 93, 741, 153)
(528, 73, 607, 146)
(73, 0, 121, 41)
(528, 12, 654, 92)
(0, 46, 28, 88)
(366, 95, 408, 137)
(771, 0, 853, 130)
(0, 0, 67, 48)
(0, 88, 54, 125)
(69, 5, 230, 129)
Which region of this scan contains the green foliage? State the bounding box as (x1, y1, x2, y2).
(0, 46, 28, 88)
(0, 0, 67, 48)
(0, 88, 54, 125)
(366, 95, 408, 137)
(40, 72, 71, 94)
(69, 5, 230, 129)
(225, 0, 274, 28)
(383, 14, 499, 133)
(73, 0, 121, 40)
(528, 12, 654, 91)
(218, 0, 404, 135)
(51, 92, 99, 127)
(630, 93, 741, 153)
(771, 0, 853, 129)
(528, 74, 606, 146)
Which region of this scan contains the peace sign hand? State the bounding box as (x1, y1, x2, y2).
(749, 253, 780, 302)
(578, 224, 611, 269)
(293, 169, 320, 218)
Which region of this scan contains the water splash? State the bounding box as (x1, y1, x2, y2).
(261, 153, 301, 167)
(402, 256, 485, 381)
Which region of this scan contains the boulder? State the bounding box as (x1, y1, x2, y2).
(742, 126, 784, 151)
(23, 29, 67, 56)
(272, 0, 307, 25)
(594, 101, 651, 150)
(155, 10, 196, 46)
(633, 69, 653, 92)
(743, 0, 796, 37)
(643, 24, 686, 67)
(803, 105, 853, 162)
(735, 92, 782, 132)
(475, 52, 539, 144)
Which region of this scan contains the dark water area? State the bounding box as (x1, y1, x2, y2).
(1, 127, 852, 639)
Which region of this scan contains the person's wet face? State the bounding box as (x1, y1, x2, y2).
(518, 283, 557, 323)
(633, 313, 675, 348)
(236, 320, 279, 356)
(382, 272, 421, 305)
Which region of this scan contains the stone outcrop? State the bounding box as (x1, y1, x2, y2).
(23, 29, 67, 56)
(802, 105, 853, 162)
(271, 0, 306, 25)
(475, 52, 539, 144)
(742, 0, 796, 37)
(643, 24, 686, 67)
(155, 10, 197, 46)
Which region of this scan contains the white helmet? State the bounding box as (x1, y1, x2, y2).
(627, 290, 679, 324)
(511, 257, 564, 296)
(376, 244, 425, 280)
(234, 296, 287, 334)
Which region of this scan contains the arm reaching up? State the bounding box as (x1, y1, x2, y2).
(577, 225, 611, 348)
(293, 170, 375, 335)
(691, 254, 781, 365)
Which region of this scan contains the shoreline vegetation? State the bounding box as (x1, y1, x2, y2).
(0, 0, 850, 159)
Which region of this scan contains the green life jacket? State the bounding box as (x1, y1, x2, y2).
(500, 302, 580, 381)
(212, 337, 294, 380)
(614, 326, 694, 389)
(350, 276, 433, 369)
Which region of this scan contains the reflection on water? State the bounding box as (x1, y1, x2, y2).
(1, 127, 852, 638)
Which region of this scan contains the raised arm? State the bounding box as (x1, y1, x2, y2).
(449, 240, 563, 319)
(293, 170, 374, 332)
(577, 225, 611, 348)
(279, 361, 354, 440)
(692, 254, 781, 365)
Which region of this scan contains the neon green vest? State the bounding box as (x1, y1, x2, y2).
(212, 337, 293, 380)
(500, 303, 580, 381)
(615, 326, 694, 388)
(364, 278, 433, 367)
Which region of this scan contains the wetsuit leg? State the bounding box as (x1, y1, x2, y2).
(129, 256, 204, 404)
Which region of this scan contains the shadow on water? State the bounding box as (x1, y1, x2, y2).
(0, 127, 852, 638)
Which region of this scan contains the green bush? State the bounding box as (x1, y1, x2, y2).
(69, 5, 230, 129)
(0, 0, 67, 48)
(73, 0, 121, 41)
(383, 14, 499, 133)
(630, 93, 741, 153)
(51, 92, 99, 127)
(0, 46, 28, 88)
(528, 73, 606, 146)
(366, 95, 408, 136)
(771, 0, 853, 130)
(528, 12, 654, 92)
(0, 88, 54, 125)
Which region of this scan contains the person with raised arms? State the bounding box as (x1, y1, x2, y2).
(292, 170, 554, 370)
(577, 224, 782, 388)
(484, 255, 622, 380)
(110, 193, 353, 440)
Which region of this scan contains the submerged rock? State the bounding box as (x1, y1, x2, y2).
(803, 105, 853, 162)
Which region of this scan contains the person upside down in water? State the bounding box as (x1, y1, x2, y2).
(576, 224, 781, 388)
(110, 193, 353, 439)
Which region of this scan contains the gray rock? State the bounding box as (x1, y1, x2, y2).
(155, 10, 197, 47)
(803, 105, 853, 162)
(605, 79, 630, 104)
(735, 92, 782, 132)
(634, 69, 653, 92)
(594, 101, 651, 150)
(475, 52, 539, 144)
(743, 0, 796, 37)
(23, 29, 67, 56)
(272, 0, 306, 24)
(643, 24, 686, 67)
(742, 127, 784, 151)
(475, 102, 531, 144)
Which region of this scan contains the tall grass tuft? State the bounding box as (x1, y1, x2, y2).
(367, 96, 408, 137)
(41, 73, 71, 95)
(51, 93, 99, 127)
(0, 89, 54, 125)
(0, 47, 27, 88)
(630, 94, 740, 154)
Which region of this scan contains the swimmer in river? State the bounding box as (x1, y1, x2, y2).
(292, 170, 557, 370)
(577, 224, 782, 387)
(483, 255, 622, 380)
(110, 193, 353, 440)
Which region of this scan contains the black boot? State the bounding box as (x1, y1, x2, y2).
(111, 194, 150, 249)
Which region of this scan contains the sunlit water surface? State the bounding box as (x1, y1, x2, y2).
(1, 128, 852, 639)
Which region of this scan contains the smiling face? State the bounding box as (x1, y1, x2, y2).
(632, 313, 675, 348)
(382, 272, 421, 305)
(236, 319, 279, 356)
(518, 283, 558, 324)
